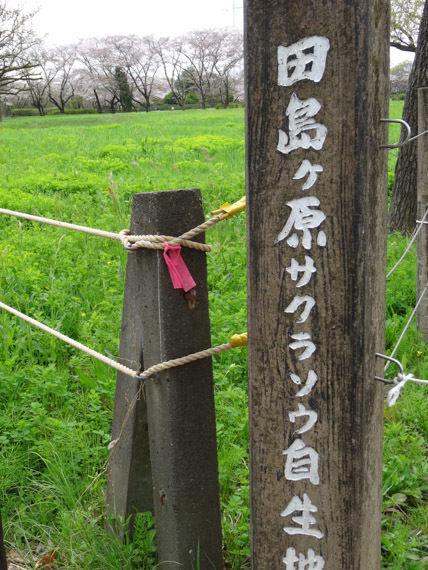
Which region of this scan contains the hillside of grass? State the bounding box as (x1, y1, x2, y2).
(0, 104, 426, 569)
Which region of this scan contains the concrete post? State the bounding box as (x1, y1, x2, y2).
(0, 510, 7, 570)
(107, 189, 223, 569)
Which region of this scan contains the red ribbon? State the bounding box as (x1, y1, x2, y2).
(163, 242, 196, 292)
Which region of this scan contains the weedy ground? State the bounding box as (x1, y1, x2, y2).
(0, 104, 426, 569)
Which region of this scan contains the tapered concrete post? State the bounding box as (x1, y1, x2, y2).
(107, 189, 223, 569)
(0, 509, 7, 570)
(417, 87, 428, 341)
(245, 1, 389, 568)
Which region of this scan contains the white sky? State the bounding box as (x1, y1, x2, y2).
(21, 0, 412, 68)
(21, 0, 244, 44)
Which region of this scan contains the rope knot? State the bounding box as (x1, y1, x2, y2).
(119, 228, 212, 252)
(395, 372, 414, 384)
(387, 373, 414, 407)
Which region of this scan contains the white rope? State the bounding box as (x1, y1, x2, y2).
(384, 284, 427, 372)
(0, 207, 214, 252)
(0, 300, 137, 379)
(0, 208, 120, 241)
(387, 373, 428, 407)
(0, 300, 246, 387)
(386, 208, 428, 279)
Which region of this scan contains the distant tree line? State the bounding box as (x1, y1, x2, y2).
(1, 0, 424, 118)
(0, 0, 425, 237)
(0, 2, 244, 117)
(390, 61, 413, 96)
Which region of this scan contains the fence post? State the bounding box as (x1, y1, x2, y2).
(245, 1, 389, 568)
(0, 509, 7, 570)
(107, 189, 223, 569)
(417, 87, 428, 341)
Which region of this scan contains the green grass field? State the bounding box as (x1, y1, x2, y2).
(0, 105, 426, 569)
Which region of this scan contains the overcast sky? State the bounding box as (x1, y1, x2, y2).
(21, 0, 412, 67)
(22, 0, 244, 44)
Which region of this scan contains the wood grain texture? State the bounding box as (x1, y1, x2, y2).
(245, 1, 389, 567)
(417, 88, 428, 341)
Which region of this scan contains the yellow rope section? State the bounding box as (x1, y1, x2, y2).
(136, 333, 248, 379)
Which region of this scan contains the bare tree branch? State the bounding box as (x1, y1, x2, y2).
(391, 0, 423, 52)
(0, 1, 40, 98)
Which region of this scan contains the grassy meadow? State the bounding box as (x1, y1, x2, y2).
(0, 104, 426, 569)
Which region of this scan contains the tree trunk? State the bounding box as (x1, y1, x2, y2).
(223, 81, 230, 109)
(93, 89, 102, 114)
(389, 1, 428, 235)
(35, 103, 45, 116)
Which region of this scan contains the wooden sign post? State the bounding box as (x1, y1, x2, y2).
(245, 1, 389, 568)
(417, 87, 428, 341)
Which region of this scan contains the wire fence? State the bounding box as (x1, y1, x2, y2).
(376, 119, 428, 403)
(380, 200, 428, 404)
(386, 208, 428, 279)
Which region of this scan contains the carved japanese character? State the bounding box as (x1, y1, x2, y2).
(278, 36, 330, 86)
(293, 160, 323, 191)
(290, 370, 319, 397)
(282, 547, 326, 569)
(284, 295, 316, 323)
(275, 197, 326, 250)
(282, 438, 320, 484)
(277, 93, 327, 155)
(286, 256, 317, 287)
(289, 403, 318, 434)
(281, 493, 324, 538)
(290, 332, 316, 360)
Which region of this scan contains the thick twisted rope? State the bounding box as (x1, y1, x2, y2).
(0, 299, 247, 383)
(136, 333, 247, 380)
(119, 214, 222, 251)
(0, 207, 219, 252)
(0, 300, 137, 378)
(137, 345, 231, 379)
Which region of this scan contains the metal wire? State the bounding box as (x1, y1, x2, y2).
(384, 284, 427, 372)
(386, 209, 428, 279)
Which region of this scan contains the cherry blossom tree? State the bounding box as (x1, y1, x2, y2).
(0, 1, 40, 119)
(105, 35, 161, 112)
